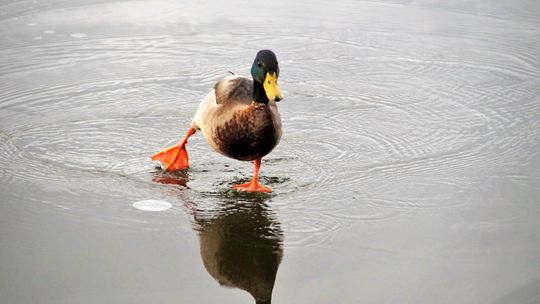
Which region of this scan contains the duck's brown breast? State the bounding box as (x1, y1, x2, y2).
(212, 103, 281, 161)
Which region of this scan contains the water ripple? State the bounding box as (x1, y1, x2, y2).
(1, 0, 539, 252)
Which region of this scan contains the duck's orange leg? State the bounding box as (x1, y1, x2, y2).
(232, 158, 271, 193)
(151, 127, 196, 171)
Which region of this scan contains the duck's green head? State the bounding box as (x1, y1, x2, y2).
(251, 50, 283, 102)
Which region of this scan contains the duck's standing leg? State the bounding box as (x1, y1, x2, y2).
(152, 127, 197, 171)
(232, 158, 271, 193)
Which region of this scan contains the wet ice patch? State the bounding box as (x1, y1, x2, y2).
(70, 33, 88, 38)
(44, 30, 55, 34)
(132, 200, 172, 211)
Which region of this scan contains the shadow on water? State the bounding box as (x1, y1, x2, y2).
(153, 170, 284, 304)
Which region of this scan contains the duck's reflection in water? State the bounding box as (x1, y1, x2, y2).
(152, 171, 283, 303)
(193, 198, 283, 304)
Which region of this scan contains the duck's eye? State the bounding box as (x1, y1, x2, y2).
(257, 62, 262, 68)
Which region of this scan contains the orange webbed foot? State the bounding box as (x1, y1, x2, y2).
(151, 127, 196, 171)
(232, 180, 271, 193)
(151, 143, 189, 171)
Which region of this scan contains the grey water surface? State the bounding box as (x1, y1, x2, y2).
(1, 0, 540, 303)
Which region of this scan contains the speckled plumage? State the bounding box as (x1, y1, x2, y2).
(192, 75, 282, 161)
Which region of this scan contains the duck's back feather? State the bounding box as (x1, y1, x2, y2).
(214, 76, 252, 106)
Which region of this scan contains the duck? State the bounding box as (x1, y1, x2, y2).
(151, 50, 284, 193)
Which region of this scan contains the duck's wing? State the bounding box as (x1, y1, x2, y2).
(191, 75, 252, 131)
(214, 75, 253, 106)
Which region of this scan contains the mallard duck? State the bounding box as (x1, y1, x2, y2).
(151, 50, 283, 193)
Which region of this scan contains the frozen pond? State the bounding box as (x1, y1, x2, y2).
(1, 0, 539, 303)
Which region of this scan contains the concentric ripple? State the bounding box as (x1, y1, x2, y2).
(1, 0, 539, 251)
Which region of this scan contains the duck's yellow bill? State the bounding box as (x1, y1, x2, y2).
(263, 72, 283, 102)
